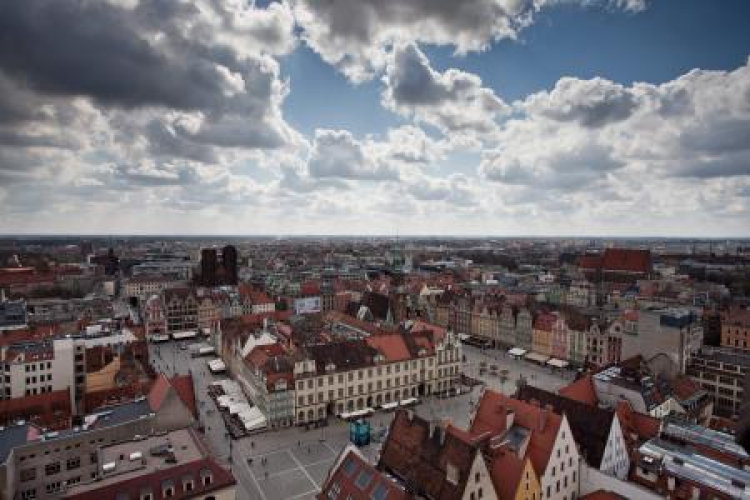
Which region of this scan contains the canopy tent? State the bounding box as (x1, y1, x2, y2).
(380, 402, 398, 411)
(207, 359, 226, 373)
(150, 334, 169, 343)
(399, 398, 418, 407)
(525, 352, 550, 364)
(508, 347, 527, 357)
(340, 408, 374, 420)
(547, 358, 569, 368)
(172, 330, 197, 340)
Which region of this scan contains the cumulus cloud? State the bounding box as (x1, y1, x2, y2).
(291, 0, 647, 82)
(382, 44, 508, 142)
(523, 77, 637, 127)
(0, 0, 305, 228)
(307, 130, 399, 181)
(482, 57, 750, 194)
(0, 0, 298, 174)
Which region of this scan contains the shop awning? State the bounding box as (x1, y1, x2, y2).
(208, 359, 226, 372)
(172, 330, 197, 340)
(547, 358, 569, 368)
(508, 347, 527, 357)
(525, 352, 550, 364)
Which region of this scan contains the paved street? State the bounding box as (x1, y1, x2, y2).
(460, 344, 578, 395)
(148, 340, 576, 499)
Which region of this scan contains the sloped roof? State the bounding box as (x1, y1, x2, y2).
(305, 341, 378, 374)
(489, 449, 531, 500)
(319, 445, 411, 500)
(366, 333, 411, 362)
(147, 374, 172, 412)
(602, 248, 651, 273)
(614, 400, 660, 447)
(559, 375, 599, 407)
(516, 385, 613, 468)
(379, 410, 479, 500)
(147, 373, 196, 417)
(669, 376, 706, 403)
(533, 313, 556, 331)
(581, 491, 628, 500)
(409, 320, 447, 344)
(170, 374, 197, 418)
(470, 389, 562, 477)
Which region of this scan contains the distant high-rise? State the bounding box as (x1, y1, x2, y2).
(200, 248, 218, 286)
(199, 245, 238, 286)
(222, 245, 238, 285)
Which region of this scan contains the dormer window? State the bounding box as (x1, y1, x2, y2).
(162, 480, 175, 497)
(139, 488, 153, 500)
(182, 475, 194, 492)
(200, 469, 213, 486)
(325, 363, 336, 372)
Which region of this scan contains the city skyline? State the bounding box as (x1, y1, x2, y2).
(2, 0, 750, 236)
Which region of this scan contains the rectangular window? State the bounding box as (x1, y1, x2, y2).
(45, 462, 60, 476)
(20, 468, 36, 482)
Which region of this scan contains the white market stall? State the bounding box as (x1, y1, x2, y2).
(508, 347, 527, 357)
(547, 358, 569, 369)
(525, 352, 550, 364)
(207, 358, 226, 373)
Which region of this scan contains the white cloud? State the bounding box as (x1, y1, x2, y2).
(307, 129, 399, 181)
(291, 0, 646, 82)
(482, 57, 750, 193)
(382, 44, 508, 143)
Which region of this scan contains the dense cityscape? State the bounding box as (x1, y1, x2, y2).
(0, 237, 749, 499)
(3, 0, 750, 499)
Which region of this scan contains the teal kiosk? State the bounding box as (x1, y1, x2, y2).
(349, 419, 371, 446)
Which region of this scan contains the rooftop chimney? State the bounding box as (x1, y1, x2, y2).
(539, 407, 548, 432)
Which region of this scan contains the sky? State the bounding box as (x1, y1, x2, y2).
(1, 0, 750, 237)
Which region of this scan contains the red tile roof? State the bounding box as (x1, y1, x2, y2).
(488, 448, 528, 500)
(0, 388, 72, 430)
(147, 373, 196, 417)
(581, 491, 628, 500)
(379, 410, 479, 500)
(366, 333, 411, 362)
(409, 320, 447, 344)
(170, 374, 197, 418)
(559, 375, 599, 407)
(577, 255, 604, 270)
(147, 374, 172, 412)
(614, 400, 660, 453)
(470, 390, 562, 478)
(602, 248, 651, 273)
(533, 313, 556, 331)
(318, 446, 411, 500)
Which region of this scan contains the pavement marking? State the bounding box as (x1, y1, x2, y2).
(288, 449, 322, 489)
(258, 448, 290, 459)
(321, 441, 339, 457)
(267, 465, 303, 479)
(288, 489, 319, 500)
(241, 457, 269, 500)
(297, 456, 335, 469)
